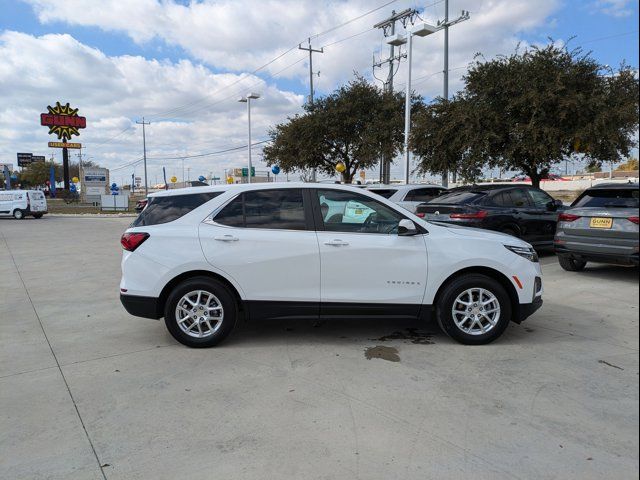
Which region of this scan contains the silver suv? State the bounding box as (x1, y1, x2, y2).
(554, 183, 639, 270)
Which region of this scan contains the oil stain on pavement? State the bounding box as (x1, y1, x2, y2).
(375, 328, 435, 345)
(364, 345, 400, 362)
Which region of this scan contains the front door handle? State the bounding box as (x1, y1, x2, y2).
(324, 239, 349, 246)
(214, 235, 239, 242)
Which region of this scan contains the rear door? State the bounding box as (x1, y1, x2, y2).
(27, 191, 47, 212)
(313, 188, 427, 317)
(199, 188, 320, 317)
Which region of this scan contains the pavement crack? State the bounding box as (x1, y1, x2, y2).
(0, 230, 108, 480)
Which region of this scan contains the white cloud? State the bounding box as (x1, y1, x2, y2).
(2, 0, 565, 182)
(590, 0, 636, 17)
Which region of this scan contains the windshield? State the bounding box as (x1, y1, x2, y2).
(427, 190, 486, 205)
(572, 188, 639, 208)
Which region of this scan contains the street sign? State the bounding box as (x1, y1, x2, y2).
(48, 141, 82, 149)
(241, 167, 256, 177)
(17, 152, 32, 167)
(32, 155, 45, 163)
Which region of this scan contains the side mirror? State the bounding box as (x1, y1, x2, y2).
(398, 219, 419, 236)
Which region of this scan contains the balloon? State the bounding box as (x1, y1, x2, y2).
(198, 175, 206, 182)
(335, 162, 346, 173)
(72, 176, 79, 183)
(170, 176, 178, 183)
(271, 166, 280, 175)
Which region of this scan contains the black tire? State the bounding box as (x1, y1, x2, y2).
(436, 274, 512, 345)
(13, 209, 24, 220)
(164, 277, 237, 348)
(558, 255, 587, 272)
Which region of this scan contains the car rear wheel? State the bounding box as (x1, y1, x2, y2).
(436, 274, 512, 345)
(500, 226, 519, 237)
(558, 256, 587, 272)
(164, 277, 237, 348)
(13, 209, 24, 220)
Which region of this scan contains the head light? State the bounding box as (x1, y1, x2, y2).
(504, 245, 539, 262)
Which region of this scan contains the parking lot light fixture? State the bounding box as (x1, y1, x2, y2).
(388, 23, 436, 184)
(238, 93, 260, 183)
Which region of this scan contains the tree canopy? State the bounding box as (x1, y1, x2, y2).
(411, 43, 639, 187)
(263, 77, 420, 183)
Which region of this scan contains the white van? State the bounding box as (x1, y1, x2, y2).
(0, 190, 48, 219)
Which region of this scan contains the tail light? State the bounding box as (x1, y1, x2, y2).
(450, 210, 488, 220)
(558, 213, 581, 222)
(121, 232, 149, 251)
(416, 212, 425, 218)
(628, 216, 639, 225)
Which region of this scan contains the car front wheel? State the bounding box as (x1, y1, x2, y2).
(164, 277, 237, 348)
(436, 274, 512, 345)
(13, 209, 24, 219)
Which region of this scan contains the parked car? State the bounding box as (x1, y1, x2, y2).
(0, 189, 47, 219)
(134, 198, 148, 213)
(367, 184, 447, 213)
(120, 183, 543, 347)
(416, 184, 563, 248)
(554, 183, 639, 270)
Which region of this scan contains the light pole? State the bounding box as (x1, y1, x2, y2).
(238, 93, 260, 183)
(387, 23, 437, 184)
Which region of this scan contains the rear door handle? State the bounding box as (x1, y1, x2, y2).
(214, 235, 239, 242)
(324, 239, 349, 246)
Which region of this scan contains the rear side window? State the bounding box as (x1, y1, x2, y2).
(404, 188, 445, 202)
(214, 189, 307, 230)
(368, 189, 397, 199)
(572, 188, 639, 208)
(131, 192, 222, 226)
(490, 189, 530, 208)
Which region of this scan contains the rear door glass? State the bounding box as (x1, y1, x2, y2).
(131, 192, 222, 226)
(572, 189, 639, 208)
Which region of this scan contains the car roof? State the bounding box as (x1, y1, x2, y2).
(587, 182, 639, 190)
(442, 183, 535, 193)
(367, 184, 444, 191)
(147, 182, 393, 198)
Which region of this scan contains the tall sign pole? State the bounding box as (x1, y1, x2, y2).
(40, 102, 86, 190)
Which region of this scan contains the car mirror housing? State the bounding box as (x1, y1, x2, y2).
(398, 219, 419, 236)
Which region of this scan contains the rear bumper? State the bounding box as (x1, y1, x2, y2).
(120, 294, 162, 319)
(515, 297, 543, 323)
(555, 245, 639, 266)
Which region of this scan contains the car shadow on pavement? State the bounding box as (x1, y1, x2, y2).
(566, 263, 639, 282)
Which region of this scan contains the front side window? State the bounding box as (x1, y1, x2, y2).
(132, 192, 222, 227)
(528, 189, 554, 208)
(214, 189, 307, 230)
(316, 189, 404, 234)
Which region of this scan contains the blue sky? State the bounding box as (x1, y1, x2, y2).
(0, 0, 638, 181)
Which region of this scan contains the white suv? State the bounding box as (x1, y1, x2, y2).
(120, 183, 543, 347)
(367, 184, 447, 213)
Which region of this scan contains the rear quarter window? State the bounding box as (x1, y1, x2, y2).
(131, 192, 222, 226)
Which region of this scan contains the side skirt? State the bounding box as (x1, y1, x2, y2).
(245, 301, 432, 321)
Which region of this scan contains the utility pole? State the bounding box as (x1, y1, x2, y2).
(374, 8, 418, 184)
(439, 2, 470, 187)
(136, 117, 150, 195)
(299, 38, 323, 183)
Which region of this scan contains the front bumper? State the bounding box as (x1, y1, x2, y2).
(514, 296, 543, 324)
(120, 294, 162, 319)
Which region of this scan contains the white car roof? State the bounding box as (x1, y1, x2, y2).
(366, 184, 445, 192)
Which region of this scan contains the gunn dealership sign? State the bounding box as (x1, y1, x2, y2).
(40, 101, 86, 141)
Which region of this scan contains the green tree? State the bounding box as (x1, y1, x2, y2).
(616, 158, 639, 171)
(263, 77, 418, 183)
(412, 44, 639, 188)
(19, 161, 62, 187)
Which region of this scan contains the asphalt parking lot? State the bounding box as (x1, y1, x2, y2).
(1, 216, 638, 480)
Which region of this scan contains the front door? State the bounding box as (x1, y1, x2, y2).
(313, 188, 428, 317)
(524, 188, 560, 244)
(199, 188, 320, 318)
